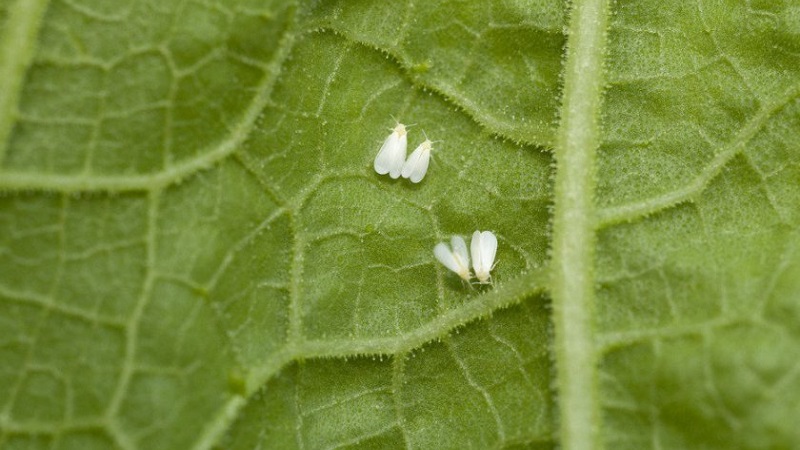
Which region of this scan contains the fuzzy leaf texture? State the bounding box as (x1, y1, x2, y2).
(0, 0, 798, 449)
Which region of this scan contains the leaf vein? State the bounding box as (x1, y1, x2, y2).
(0, 0, 51, 165)
(597, 81, 800, 227)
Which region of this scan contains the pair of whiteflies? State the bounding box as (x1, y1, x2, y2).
(435, 230, 498, 285)
(373, 122, 434, 183)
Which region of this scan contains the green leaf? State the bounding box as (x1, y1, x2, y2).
(0, 0, 798, 449)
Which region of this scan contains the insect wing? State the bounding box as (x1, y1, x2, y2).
(434, 243, 460, 274)
(451, 236, 470, 271)
(471, 230, 497, 282)
(479, 231, 497, 272)
(401, 143, 423, 179)
(374, 133, 400, 175)
(408, 148, 430, 183)
(402, 143, 431, 183)
(388, 133, 407, 179)
(470, 230, 485, 276)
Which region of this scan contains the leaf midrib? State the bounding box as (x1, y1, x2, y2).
(549, 0, 611, 449)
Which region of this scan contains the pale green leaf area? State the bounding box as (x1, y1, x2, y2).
(0, 0, 798, 449)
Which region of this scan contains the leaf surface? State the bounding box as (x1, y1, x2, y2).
(0, 0, 798, 449)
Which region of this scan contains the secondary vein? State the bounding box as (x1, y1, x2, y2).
(550, 0, 610, 449)
(0, 0, 50, 165)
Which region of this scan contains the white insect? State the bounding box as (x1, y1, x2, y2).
(433, 235, 472, 282)
(470, 230, 498, 284)
(373, 122, 408, 179)
(401, 132, 433, 183)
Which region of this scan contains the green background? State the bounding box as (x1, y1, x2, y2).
(0, 0, 799, 449)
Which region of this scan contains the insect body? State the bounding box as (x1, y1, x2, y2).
(470, 230, 497, 284)
(433, 236, 471, 282)
(373, 123, 408, 179)
(401, 136, 433, 183)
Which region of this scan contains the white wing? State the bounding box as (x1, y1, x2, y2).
(401, 142, 431, 183)
(401, 143, 423, 179)
(374, 133, 401, 175)
(470, 230, 484, 276)
(471, 231, 497, 282)
(388, 134, 407, 179)
(451, 235, 470, 276)
(479, 231, 497, 272)
(434, 243, 459, 274)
